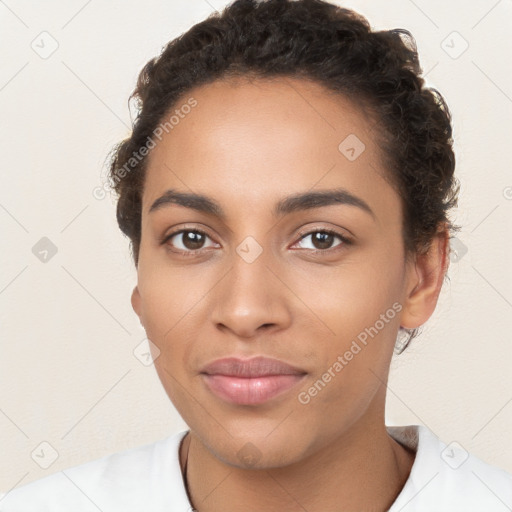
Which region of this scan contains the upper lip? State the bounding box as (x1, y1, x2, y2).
(200, 356, 307, 378)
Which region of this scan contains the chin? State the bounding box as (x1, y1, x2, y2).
(192, 417, 316, 469)
(213, 435, 308, 470)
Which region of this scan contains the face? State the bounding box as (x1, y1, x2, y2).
(131, 76, 441, 468)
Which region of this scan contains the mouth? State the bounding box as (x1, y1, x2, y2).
(200, 356, 307, 405)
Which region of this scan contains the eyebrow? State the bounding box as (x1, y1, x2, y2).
(149, 187, 375, 220)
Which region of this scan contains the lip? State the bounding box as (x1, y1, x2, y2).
(200, 356, 307, 405)
(201, 356, 306, 377)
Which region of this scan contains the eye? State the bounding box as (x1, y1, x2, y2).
(161, 228, 218, 254)
(160, 226, 352, 257)
(293, 228, 351, 252)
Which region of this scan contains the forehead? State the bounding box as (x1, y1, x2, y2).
(142, 76, 398, 224)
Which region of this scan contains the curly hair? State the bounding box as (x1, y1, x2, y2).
(107, 0, 460, 271)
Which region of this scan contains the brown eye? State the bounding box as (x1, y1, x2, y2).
(163, 229, 217, 253)
(294, 229, 351, 252)
(180, 231, 206, 250)
(311, 232, 336, 250)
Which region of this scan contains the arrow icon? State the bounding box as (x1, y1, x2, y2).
(30, 31, 59, 60)
(31, 441, 59, 468)
(236, 236, 263, 263)
(134, 338, 160, 366)
(34, 449, 45, 458)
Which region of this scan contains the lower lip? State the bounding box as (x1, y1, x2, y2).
(201, 374, 306, 405)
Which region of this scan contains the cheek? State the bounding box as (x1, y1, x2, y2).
(136, 261, 213, 385)
(138, 267, 198, 411)
(137, 259, 201, 337)
(291, 251, 403, 340)
(290, 251, 403, 395)
(293, 272, 400, 431)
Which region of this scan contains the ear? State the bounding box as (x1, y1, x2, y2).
(399, 225, 450, 330)
(131, 285, 143, 323)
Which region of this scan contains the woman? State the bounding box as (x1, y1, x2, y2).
(1, 0, 511, 510)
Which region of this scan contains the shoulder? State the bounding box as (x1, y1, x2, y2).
(0, 430, 190, 512)
(388, 425, 512, 512)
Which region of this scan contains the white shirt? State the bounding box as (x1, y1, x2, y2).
(1, 425, 511, 511)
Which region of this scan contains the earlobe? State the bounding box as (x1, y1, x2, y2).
(399, 227, 450, 330)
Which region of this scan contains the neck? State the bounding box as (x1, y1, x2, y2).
(180, 411, 415, 512)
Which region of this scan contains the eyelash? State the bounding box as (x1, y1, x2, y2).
(160, 226, 352, 257)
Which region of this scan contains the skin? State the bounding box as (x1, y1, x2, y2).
(131, 76, 450, 511)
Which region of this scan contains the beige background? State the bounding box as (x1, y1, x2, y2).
(1, 0, 511, 493)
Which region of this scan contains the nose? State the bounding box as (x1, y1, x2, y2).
(210, 246, 292, 339)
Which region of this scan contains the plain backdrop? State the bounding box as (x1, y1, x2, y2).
(1, 0, 511, 493)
